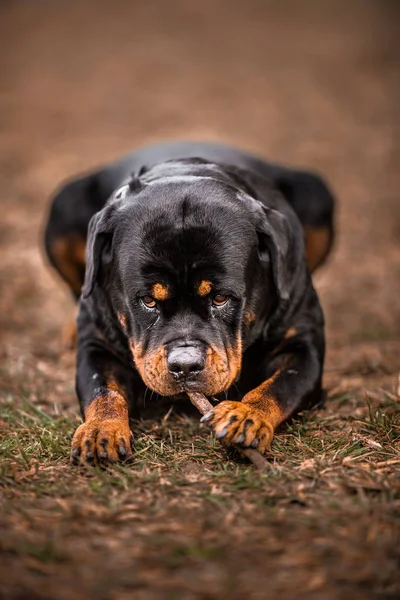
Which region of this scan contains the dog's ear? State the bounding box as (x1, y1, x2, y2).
(239, 190, 304, 307)
(256, 206, 299, 304)
(81, 206, 115, 299)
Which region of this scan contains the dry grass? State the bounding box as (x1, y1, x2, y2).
(1, 367, 399, 599)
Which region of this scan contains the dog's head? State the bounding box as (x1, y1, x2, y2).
(82, 159, 304, 396)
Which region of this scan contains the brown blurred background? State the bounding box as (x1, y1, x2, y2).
(0, 1, 399, 597)
(1, 0, 399, 371)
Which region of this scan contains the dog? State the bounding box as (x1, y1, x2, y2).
(44, 141, 335, 465)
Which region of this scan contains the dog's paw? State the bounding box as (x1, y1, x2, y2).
(200, 401, 274, 454)
(71, 418, 133, 466)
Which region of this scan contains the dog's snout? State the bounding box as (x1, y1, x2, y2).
(167, 345, 206, 379)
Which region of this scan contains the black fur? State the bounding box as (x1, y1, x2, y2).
(44, 141, 335, 463)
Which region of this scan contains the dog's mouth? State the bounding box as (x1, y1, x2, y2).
(130, 339, 242, 397)
(172, 377, 209, 397)
(140, 364, 232, 398)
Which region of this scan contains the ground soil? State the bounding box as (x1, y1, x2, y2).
(0, 1, 399, 599)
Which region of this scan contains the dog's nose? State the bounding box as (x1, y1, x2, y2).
(167, 345, 205, 379)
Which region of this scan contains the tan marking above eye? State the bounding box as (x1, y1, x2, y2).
(151, 283, 169, 301)
(284, 326, 297, 339)
(212, 294, 229, 307)
(197, 280, 212, 297)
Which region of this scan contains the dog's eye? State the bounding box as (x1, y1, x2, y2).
(212, 294, 229, 307)
(141, 296, 157, 309)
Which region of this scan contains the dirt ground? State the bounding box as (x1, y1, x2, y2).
(0, 1, 399, 598)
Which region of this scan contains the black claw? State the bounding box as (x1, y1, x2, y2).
(242, 419, 254, 438)
(118, 445, 127, 457)
(86, 451, 95, 461)
(71, 448, 81, 465)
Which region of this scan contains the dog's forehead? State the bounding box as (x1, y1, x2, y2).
(116, 180, 255, 287)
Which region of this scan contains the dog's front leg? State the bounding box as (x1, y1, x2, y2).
(71, 315, 135, 466)
(202, 335, 323, 454)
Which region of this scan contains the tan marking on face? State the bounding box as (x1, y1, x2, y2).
(129, 339, 172, 394)
(151, 283, 169, 301)
(129, 333, 243, 397)
(50, 234, 86, 296)
(225, 331, 243, 384)
(243, 311, 256, 328)
(242, 369, 285, 429)
(304, 226, 333, 272)
(284, 326, 297, 339)
(197, 280, 212, 297)
(117, 312, 127, 330)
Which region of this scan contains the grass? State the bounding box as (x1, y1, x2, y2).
(1, 386, 399, 498)
(1, 374, 399, 598)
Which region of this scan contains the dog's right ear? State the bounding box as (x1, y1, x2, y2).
(81, 205, 116, 299)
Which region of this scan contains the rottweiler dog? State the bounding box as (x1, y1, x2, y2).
(44, 141, 335, 465)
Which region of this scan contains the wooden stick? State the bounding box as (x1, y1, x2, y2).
(187, 391, 268, 472)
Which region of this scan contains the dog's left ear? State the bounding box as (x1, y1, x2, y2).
(237, 190, 304, 305)
(256, 207, 294, 302)
(254, 204, 304, 306)
(81, 205, 116, 298)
